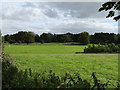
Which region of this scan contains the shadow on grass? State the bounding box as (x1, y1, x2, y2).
(64, 43, 87, 46)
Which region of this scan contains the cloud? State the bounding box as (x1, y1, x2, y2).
(49, 18, 118, 34)
(40, 2, 109, 19)
(2, 5, 42, 21)
(43, 8, 58, 18)
(22, 2, 108, 19)
(1, 20, 51, 35)
(1, 2, 108, 21)
(1, 18, 117, 35)
(1, 2, 118, 35)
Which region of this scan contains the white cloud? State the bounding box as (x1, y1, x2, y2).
(1, 20, 51, 35)
(0, 2, 118, 35)
(49, 18, 118, 34)
(2, 5, 42, 21)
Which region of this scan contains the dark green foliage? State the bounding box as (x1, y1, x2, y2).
(84, 43, 120, 53)
(79, 32, 90, 45)
(4, 31, 119, 45)
(40, 33, 54, 43)
(35, 34, 40, 43)
(2, 54, 34, 88)
(2, 53, 18, 88)
(90, 33, 118, 44)
(62, 34, 73, 42)
(99, 1, 120, 21)
(40, 39, 44, 44)
(4, 31, 36, 44)
(60, 73, 91, 88)
(54, 34, 65, 42)
(91, 72, 111, 89)
(4, 34, 11, 43)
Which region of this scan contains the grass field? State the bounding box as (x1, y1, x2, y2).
(4, 43, 118, 86)
(4, 43, 86, 54)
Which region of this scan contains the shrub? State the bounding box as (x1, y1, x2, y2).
(2, 54, 18, 88)
(84, 43, 120, 53)
(2, 54, 34, 88)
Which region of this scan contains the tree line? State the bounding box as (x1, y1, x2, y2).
(3, 31, 120, 45)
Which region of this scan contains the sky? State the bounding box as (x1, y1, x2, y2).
(0, 1, 118, 35)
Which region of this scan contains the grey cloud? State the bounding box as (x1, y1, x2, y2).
(22, 2, 39, 8)
(44, 8, 58, 18)
(2, 2, 108, 21)
(1, 2, 117, 35)
(22, 2, 36, 7)
(40, 2, 108, 19)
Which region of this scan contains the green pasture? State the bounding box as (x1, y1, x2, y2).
(4, 43, 118, 86)
(4, 43, 86, 54)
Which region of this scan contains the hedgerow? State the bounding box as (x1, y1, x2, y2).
(84, 43, 120, 53)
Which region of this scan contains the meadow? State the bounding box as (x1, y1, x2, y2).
(4, 43, 118, 86)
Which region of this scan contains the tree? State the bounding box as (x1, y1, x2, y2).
(40, 33, 53, 43)
(54, 34, 64, 42)
(4, 34, 11, 43)
(62, 33, 73, 42)
(79, 32, 90, 45)
(4, 31, 36, 44)
(35, 34, 40, 43)
(118, 34, 120, 44)
(73, 34, 80, 42)
(99, 1, 120, 21)
(24, 32, 35, 44)
(90, 33, 118, 44)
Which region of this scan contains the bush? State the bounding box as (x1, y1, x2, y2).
(84, 43, 120, 53)
(2, 54, 18, 88)
(2, 54, 35, 88)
